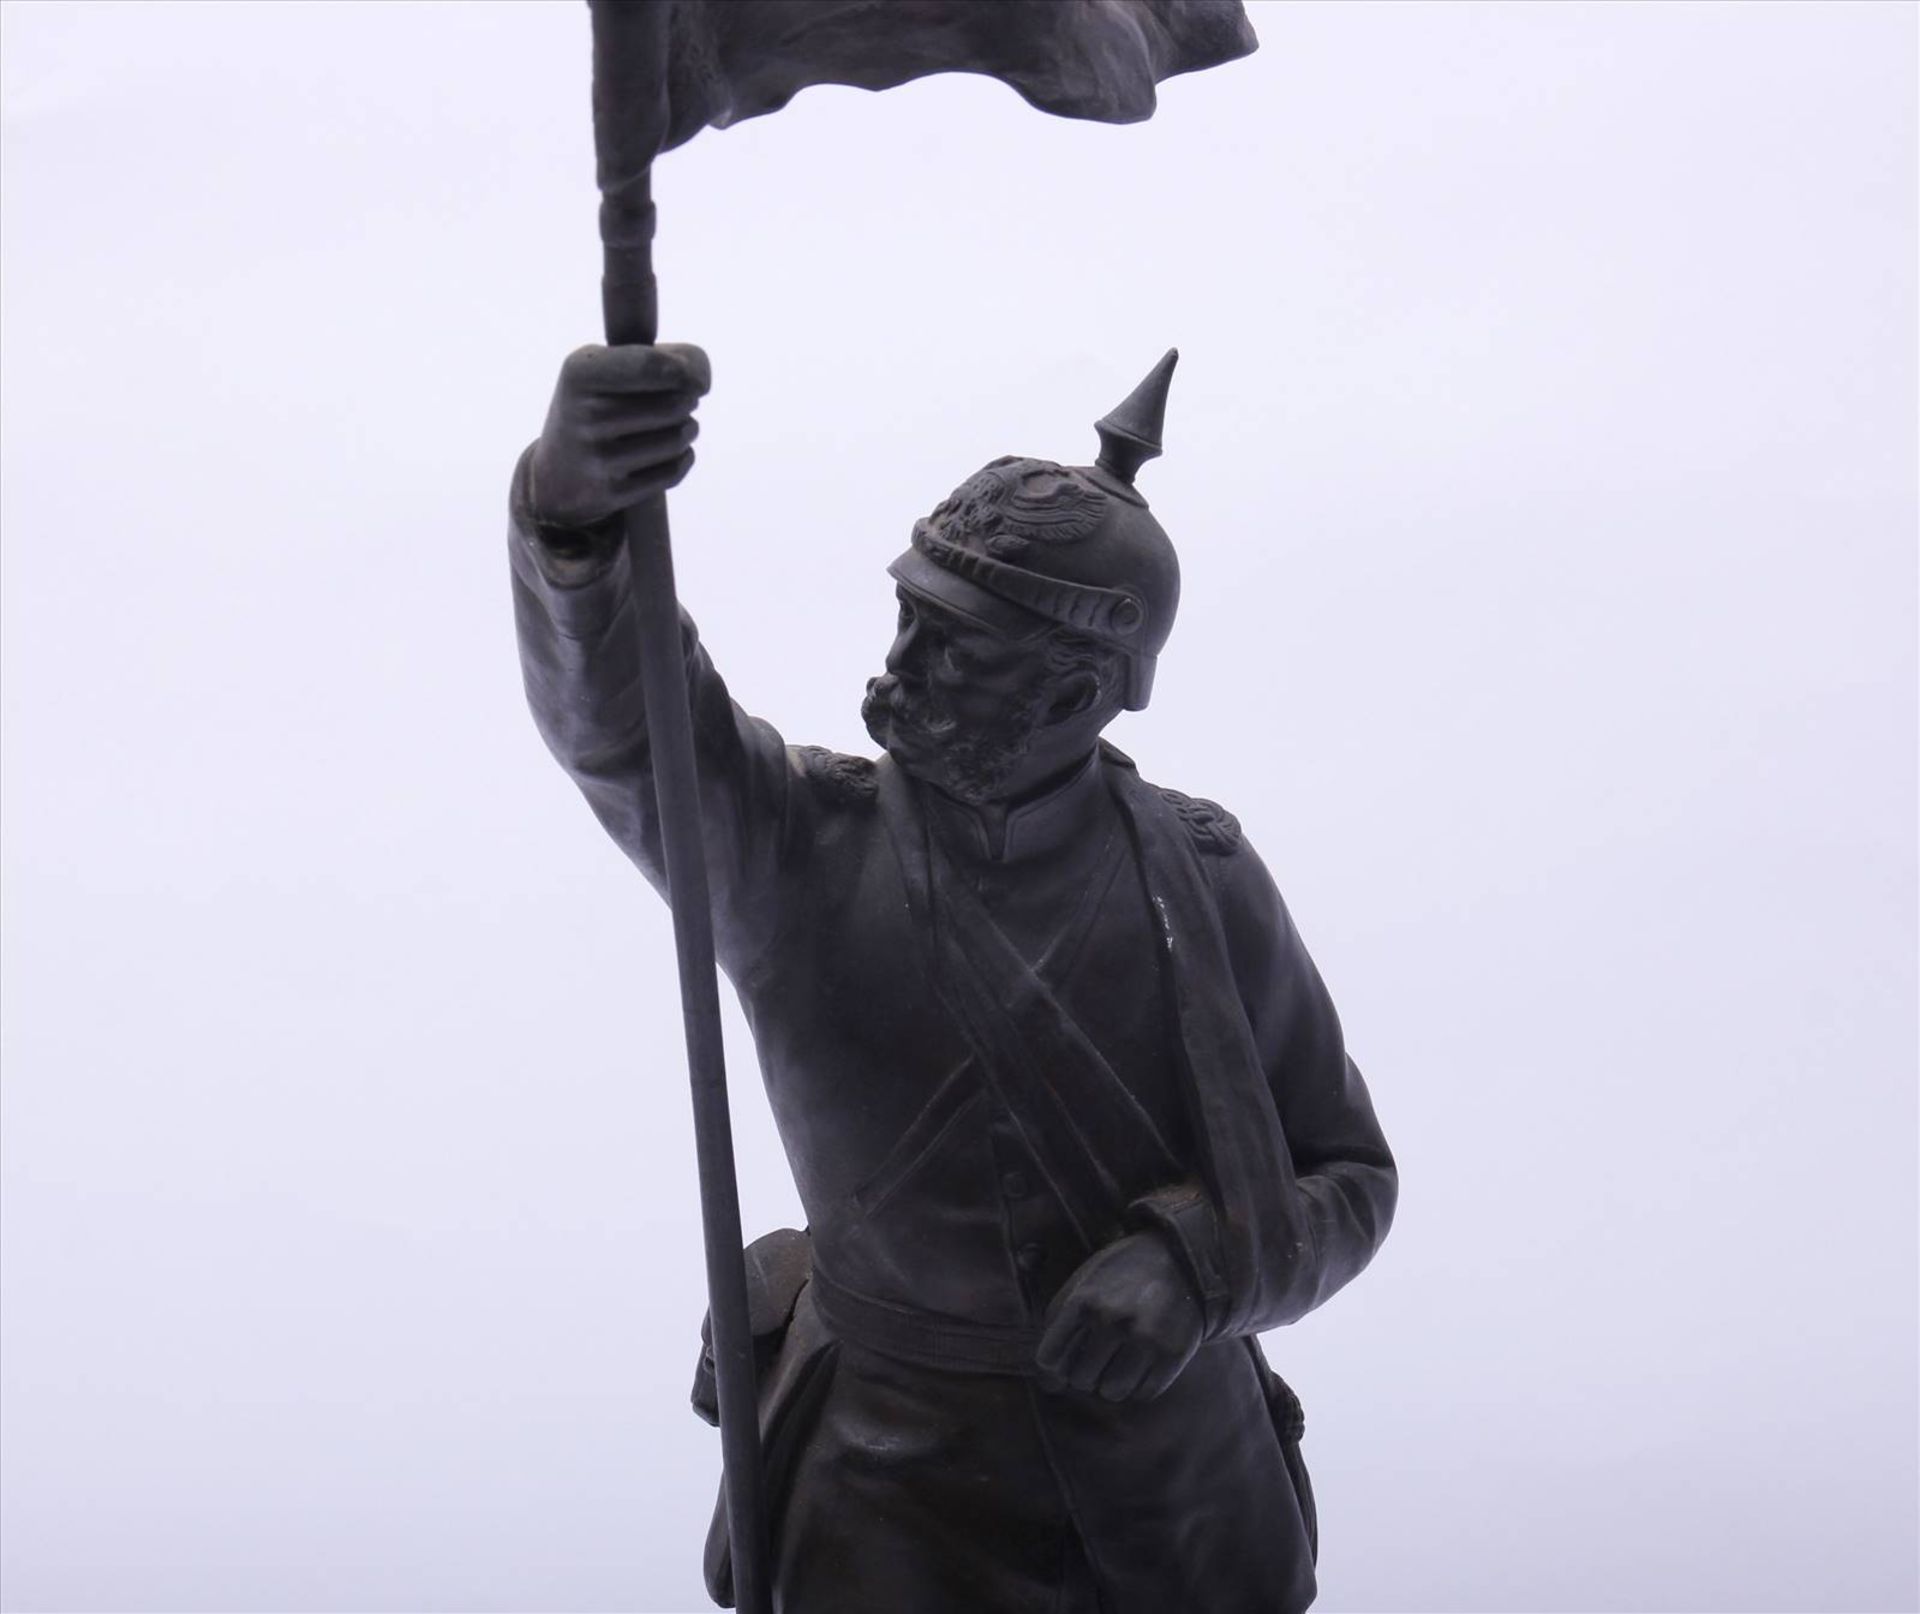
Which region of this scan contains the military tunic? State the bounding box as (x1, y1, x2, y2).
(509, 457, 1397, 1612)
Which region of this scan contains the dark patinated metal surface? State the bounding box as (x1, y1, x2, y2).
(510, 349, 1396, 1612)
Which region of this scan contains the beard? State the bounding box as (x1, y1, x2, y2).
(862, 673, 1044, 806)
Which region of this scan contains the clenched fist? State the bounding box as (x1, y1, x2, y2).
(528, 342, 711, 530)
(1034, 1231, 1204, 1404)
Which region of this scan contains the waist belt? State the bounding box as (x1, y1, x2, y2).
(809, 1263, 1040, 1377)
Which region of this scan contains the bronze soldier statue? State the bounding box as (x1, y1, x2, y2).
(510, 339, 1396, 1613)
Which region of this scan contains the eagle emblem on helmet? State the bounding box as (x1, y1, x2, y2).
(923, 456, 1110, 560)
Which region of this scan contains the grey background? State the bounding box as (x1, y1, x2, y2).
(2, 2, 1914, 1610)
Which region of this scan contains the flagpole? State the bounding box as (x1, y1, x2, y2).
(594, 111, 774, 1614)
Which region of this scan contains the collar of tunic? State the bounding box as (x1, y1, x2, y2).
(921, 747, 1107, 865)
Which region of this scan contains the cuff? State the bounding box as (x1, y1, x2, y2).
(510, 443, 624, 588)
(1128, 1184, 1231, 1335)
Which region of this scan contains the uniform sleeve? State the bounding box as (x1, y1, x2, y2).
(507, 445, 802, 978)
(1218, 843, 1397, 1332)
(1131, 837, 1397, 1339)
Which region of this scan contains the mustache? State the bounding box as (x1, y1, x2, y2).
(863, 674, 956, 739)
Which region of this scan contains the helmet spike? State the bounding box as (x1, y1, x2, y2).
(1094, 348, 1179, 487)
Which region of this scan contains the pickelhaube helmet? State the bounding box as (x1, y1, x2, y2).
(887, 351, 1182, 710)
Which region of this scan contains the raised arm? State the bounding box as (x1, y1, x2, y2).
(509, 343, 799, 976)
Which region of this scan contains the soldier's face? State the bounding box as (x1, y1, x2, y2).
(863, 588, 1052, 803)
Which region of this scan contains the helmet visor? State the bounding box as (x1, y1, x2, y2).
(886, 547, 1053, 643)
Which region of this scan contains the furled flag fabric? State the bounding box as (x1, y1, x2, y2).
(590, 0, 1259, 189)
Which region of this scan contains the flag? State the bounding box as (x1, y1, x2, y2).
(590, 0, 1259, 193)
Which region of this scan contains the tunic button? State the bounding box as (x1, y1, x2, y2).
(1001, 1168, 1030, 1199)
(1016, 1242, 1045, 1273)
